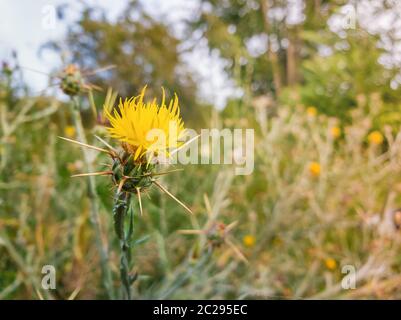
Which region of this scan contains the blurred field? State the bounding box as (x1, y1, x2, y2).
(2, 0, 401, 300)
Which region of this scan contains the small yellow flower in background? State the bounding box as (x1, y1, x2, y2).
(243, 235, 256, 248)
(64, 125, 76, 138)
(330, 126, 341, 139)
(368, 130, 384, 145)
(309, 161, 321, 177)
(306, 106, 317, 117)
(325, 258, 337, 271)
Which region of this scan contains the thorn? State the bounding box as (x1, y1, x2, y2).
(35, 288, 44, 300)
(100, 163, 112, 167)
(19, 65, 50, 76)
(67, 286, 81, 300)
(136, 187, 143, 216)
(203, 194, 213, 218)
(31, 82, 61, 95)
(225, 238, 248, 264)
(131, 169, 183, 178)
(225, 221, 238, 232)
(86, 83, 103, 92)
(93, 135, 118, 153)
(82, 65, 117, 76)
(71, 171, 113, 178)
(177, 229, 204, 235)
(150, 168, 184, 177)
(153, 180, 193, 215)
(117, 177, 127, 194)
(58, 136, 111, 154)
(170, 134, 200, 157)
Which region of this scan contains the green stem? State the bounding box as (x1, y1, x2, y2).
(113, 190, 134, 300)
(70, 97, 114, 299)
(0, 74, 11, 173)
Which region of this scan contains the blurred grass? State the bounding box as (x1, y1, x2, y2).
(2, 77, 401, 299)
(3, 0, 401, 300)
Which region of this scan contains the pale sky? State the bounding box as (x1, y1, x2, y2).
(1, 0, 400, 107)
(0, 0, 236, 108)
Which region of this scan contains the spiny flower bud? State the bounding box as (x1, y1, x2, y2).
(111, 152, 154, 193)
(2, 61, 12, 77)
(60, 64, 85, 96)
(206, 222, 230, 248)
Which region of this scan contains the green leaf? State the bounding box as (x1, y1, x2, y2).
(134, 234, 151, 246)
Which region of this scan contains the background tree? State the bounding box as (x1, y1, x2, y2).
(45, 1, 204, 123)
(188, 0, 401, 124)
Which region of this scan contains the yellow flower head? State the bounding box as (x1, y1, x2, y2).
(309, 161, 321, 177)
(330, 126, 341, 139)
(243, 235, 256, 248)
(368, 131, 383, 145)
(325, 258, 337, 271)
(105, 86, 185, 162)
(64, 125, 76, 138)
(306, 106, 317, 117)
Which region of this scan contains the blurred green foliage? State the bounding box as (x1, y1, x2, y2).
(2, 0, 401, 299)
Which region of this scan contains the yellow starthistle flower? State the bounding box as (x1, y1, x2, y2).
(330, 126, 341, 139)
(368, 130, 383, 145)
(60, 86, 194, 215)
(324, 258, 337, 271)
(243, 235, 256, 248)
(64, 125, 76, 138)
(105, 86, 185, 163)
(61, 86, 195, 299)
(309, 161, 321, 177)
(306, 106, 317, 117)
